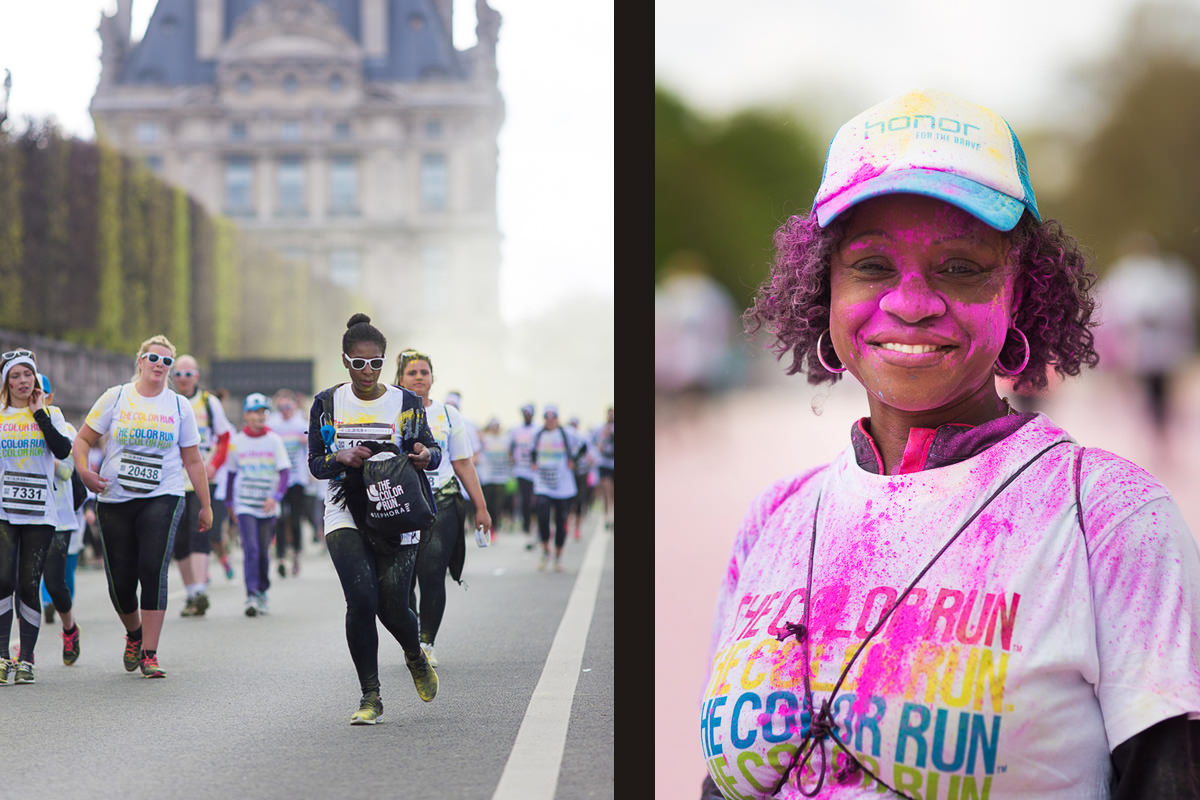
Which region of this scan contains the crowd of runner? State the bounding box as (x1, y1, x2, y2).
(0, 326, 612, 725)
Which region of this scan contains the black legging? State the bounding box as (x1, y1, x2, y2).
(409, 492, 464, 645)
(172, 490, 210, 560)
(0, 521, 54, 661)
(516, 477, 534, 533)
(482, 483, 506, 529)
(537, 495, 571, 549)
(98, 494, 184, 613)
(325, 527, 420, 695)
(276, 483, 308, 558)
(42, 529, 73, 613)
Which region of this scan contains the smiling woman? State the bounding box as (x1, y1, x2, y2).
(700, 90, 1200, 800)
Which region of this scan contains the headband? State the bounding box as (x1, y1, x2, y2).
(1, 356, 38, 388)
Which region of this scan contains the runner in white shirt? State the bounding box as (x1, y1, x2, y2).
(591, 406, 614, 530)
(530, 404, 587, 571)
(0, 350, 74, 686)
(74, 335, 210, 680)
(476, 417, 512, 535)
(267, 388, 310, 577)
(35, 374, 85, 667)
(508, 403, 538, 549)
(395, 349, 492, 669)
(225, 393, 290, 617)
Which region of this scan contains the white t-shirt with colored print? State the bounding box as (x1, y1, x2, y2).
(423, 400, 473, 494)
(266, 410, 310, 488)
(85, 383, 201, 503)
(182, 390, 233, 492)
(702, 414, 1200, 800)
(227, 429, 290, 518)
(52, 418, 79, 531)
(476, 431, 513, 486)
(531, 425, 585, 500)
(509, 423, 538, 481)
(323, 384, 423, 538)
(0, 404, 72, 525)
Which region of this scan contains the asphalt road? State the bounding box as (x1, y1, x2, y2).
(3, 515, 614, 800)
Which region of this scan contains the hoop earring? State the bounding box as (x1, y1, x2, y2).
(816, 330, 846, 374)
(995, 327, 1030, 376)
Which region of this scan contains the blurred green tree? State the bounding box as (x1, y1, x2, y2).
(655, 86, 826, 309)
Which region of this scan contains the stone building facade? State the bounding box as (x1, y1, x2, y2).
(91, 0, 505, 386)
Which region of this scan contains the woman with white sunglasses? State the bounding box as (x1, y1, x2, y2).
(73, 335, 210, 679)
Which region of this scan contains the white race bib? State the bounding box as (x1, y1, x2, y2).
(118, 451, 164, 493)
(1, 471, 48, 516)
(238, 475, 273, 510)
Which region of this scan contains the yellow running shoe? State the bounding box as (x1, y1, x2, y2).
(406, 651, 439, 702)
(0, 658, 11, 685)
(350, 691, 383, 725)
(123, 634, 142, 672)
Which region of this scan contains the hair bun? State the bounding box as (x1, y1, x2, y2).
(347, 313, 371, 328)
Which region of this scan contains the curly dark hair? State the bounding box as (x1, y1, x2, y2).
(743, 210, 1100, 393)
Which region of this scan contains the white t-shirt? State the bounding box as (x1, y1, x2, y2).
(476, 431, 513, 486)
(182, 389, 233, 492)
(84, 383, 201, 503)
(531, 425, 585, 500)
(267, 410, 310, 488)
(424, 400, 473, 494)
(702, 414, 1200, 799)
(322, 384, 424, 541)
(52, 418, 79, 531)
(509, 423, 538, 480)
(0, 404, 72, 525)
(227, 429, 290, 518)
(592, 422, 615, 470)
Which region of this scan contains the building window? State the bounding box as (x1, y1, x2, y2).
(329, 156, 358, 216)
(282, 74, 299, 94)
(329, 248, 360, 288)
(230, 121, 247, 141)
(276, 156, 306, 217)
(420, 153, 447, 212)
(135, 121, 161, 143)
(328, 73, 345, 93)
(421, 246, 448, 312)
(144, 155, 163, 173)
(224, 156, 254, 216)
(236, 74, 253, 94)
(333, 121, 352, 140)
(424, 119, 443, 139)
(280, 120, 301, 141)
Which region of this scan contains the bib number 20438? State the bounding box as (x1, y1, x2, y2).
(118, 451, 165, 493)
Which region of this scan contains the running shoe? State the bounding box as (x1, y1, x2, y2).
(350, 691, 383, 725)
(244, 596, 258, 617)
(256, 592, 270, 615)
(180, 596, 199, 617)
(63, 625, 81, 665)
(554, 558, 563, 573)
(278, 562, 287, 579)
(193, 592, 210, 616)
(537, 553, 547, 571)
(406, 651, 439, 702)
(221, 556, 234, 580)
(420, 641, 439, 669)
(123, 634, 142, 672)
(0, 658, 13, 685)
(140, 653, 165, 679)
(13, 661, 34, 684)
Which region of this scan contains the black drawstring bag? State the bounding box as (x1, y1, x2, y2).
(329, 441, 436, 554)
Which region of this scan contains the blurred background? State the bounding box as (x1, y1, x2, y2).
(656, 1, 1200, 796)
(0, 0, 612, 432)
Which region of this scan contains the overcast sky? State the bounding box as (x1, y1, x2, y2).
(0, 0, 613, 325)
(655, 0, 1144, 131)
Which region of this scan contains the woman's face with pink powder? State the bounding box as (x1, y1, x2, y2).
(828, 194, 1018, 414)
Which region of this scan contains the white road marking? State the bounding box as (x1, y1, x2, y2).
(491, 527, 609, 800)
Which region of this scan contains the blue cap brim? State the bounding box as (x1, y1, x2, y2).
(815, 169, 1030, 232)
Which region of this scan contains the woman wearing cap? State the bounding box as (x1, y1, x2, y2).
(0, 349, 74, 685)
(700, 90, 1200, 799)
(225, 392, 290, 616)
(309, 314, 441, 724)
(74, 335, 210, 679)
(394, 348, 492, 668)
(529, 404, 587, 571)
